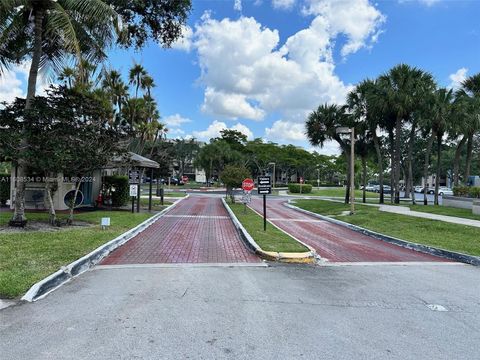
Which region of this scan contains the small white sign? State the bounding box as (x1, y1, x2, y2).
(129, 184, 138, 197)
(101, 217, 111, 226)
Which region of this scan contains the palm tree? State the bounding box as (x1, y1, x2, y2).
(0, 0, 118, 224)
(347, 79, 388, 204)
(102, 69, 129, 116)
(460, 74, 480, 182)
(129, 63, 147, 98)
(306, 104, 354, 204)
(377, 64, 435, 204)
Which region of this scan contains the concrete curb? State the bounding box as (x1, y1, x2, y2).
(221, 198, 316, 263)
(22, 196, 188, 302)
(286, 200, 480, 266)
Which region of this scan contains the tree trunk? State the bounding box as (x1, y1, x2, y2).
(45, 173, 57, 226)
(11, 8, 45, 225)
(388, 130, 395, 203)
(423, 131, 435, 206)
(464, 132, 474, 182)
(394, 117, 402, 204)
(453, 136, 466, 187)
(372, 132, 384, 204)
(434, 135, 442, 206)
(406, 122, 416, 204)
(68, 181, 82, 225)
(362, 157, 367, 203)
(344, 151, 351, 204)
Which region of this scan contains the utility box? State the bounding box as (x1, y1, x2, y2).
(467, 176, 480, 187)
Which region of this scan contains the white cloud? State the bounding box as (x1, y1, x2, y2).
(192, 120, 253, 140)
(183, 2, 384, 123)
(234, 0, 242, 11)
(399, 0, 441, 6)
(163, 113, 192, 127)
(272, 0, 295, 10)
(448, 68, 468, 90)
(265, 120, 306, 142)
(171, 25, 194, 52)
(0, 62, 49, 103)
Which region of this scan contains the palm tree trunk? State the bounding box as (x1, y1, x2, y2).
(362, 157, 367, 203)
(453, 136, 466, 186)
(372, 132, 384, 204)
(434, 135, 442, 206)
(406, 122, 416, 203)
(388, 130, 395, 203)
(423, 131, 435, 205)
(464, 132, 474, 182)
(11, 7, 45, 225)
(394, 117, 402, 204)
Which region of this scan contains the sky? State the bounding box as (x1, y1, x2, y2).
(1, 0, 479, 155)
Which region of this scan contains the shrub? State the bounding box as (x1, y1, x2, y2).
(0, 173, 9, 206)
(103, 175, 129, 207)
(288, 183, 312, 193)
(453, 185, 469, 197)
(469, 187, 480, 199)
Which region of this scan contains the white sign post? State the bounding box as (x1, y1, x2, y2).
(129, 184, 138, 197)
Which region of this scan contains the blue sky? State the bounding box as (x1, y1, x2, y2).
(2, 0, 479, 154)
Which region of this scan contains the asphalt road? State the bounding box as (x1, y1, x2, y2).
(1, 263, 479, 360)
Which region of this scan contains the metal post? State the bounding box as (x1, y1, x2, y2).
(131, 195, 135, 213)
(263, 194, 267, 231)
(350, 128, 355, 215)
(317, 168, 320, 190)
(273, 163, 275, 190)
(136, 169, 141, 213)
(148, 168, 153, 212)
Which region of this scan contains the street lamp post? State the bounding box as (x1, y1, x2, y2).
(336, 127, 355, 215)
(316, 167, 320, 190)
(268, 162, 275, 189)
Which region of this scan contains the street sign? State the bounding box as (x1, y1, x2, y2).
(242, 178, 254, 192)
(299, 177, 304, 184)
(129, 184, 138, 197)
(241, 191, 251, 204)
(258, 176, 271, 186)
(129, 170, 140, 184)
(258, 187, 272, 194)
(257, 176, 272, 231)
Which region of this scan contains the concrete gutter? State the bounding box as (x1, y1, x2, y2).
(286, 200, 480, 267)
(22, 196, 188, 302)
(221, 198, 316, 263)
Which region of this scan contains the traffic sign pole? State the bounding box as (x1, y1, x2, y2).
(263, 194, 267, 231)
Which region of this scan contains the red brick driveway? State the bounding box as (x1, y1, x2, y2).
(249, 198, 449, 263)
(102, 196, 259, 265)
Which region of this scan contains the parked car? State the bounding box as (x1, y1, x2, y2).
(438, 187, 453, 196)
(374, 185, 391, 194)
(414, 186, 424, 193)
(365, 184, 376, 192)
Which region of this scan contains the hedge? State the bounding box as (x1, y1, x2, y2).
(453, 185, 480, 198)
(0, 173, 10, 206)
(288, 183, 312, 193)
(103, 175, 129, 207)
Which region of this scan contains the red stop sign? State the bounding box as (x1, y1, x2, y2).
(242, 178, 254, 191)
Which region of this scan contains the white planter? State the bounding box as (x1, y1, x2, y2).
(473, 200, 480, 215)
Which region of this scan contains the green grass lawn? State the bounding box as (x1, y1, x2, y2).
(227, 202, 308, 253)
(139, 198, 173, 209)
(0, 210, 152, 298)
(290, 187, 380, 199)
(409, 204, 480, 221)
(293, 199, 480, 257)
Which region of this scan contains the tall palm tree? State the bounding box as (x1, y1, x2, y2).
(129, 63, 147, 98)
(377, 64, 435, 204)
(460, 73, 480, 182)
(306, 104, 354, 204)
(0, 0, 118, 224)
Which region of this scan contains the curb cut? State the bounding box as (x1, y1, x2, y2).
(221, 198, 316, 263)
(286, 200, 480, 266)
(22, 196, 189, 302)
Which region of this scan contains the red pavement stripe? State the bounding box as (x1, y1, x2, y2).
(101, 196, 260, 265)
(249, 198, 449, 263)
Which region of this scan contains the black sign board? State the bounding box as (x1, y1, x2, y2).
(258, 176, 271, 186)
(258, 187, 272, 195)
(129, 170, 140, 184)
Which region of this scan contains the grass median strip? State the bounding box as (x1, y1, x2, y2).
(293, 199, 480, 257)
(227, 202, 308, 253)
(0, 211, 152, 298)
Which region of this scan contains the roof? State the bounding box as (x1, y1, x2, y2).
(108, 152, 160, 169)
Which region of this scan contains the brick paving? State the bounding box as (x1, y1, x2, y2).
(101, 196, 260, 265)
(249, 198, 450, 263)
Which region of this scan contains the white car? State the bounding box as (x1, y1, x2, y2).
(414, 186, 424, 193)
(438, 187, 453, 196)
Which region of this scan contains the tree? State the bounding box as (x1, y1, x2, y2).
(220, 165, 251, 203)
(306, 104, 354, 204)
(0, 0, 192, 224)
(376, 64, 435, 204)
(173, 138, 200, 177)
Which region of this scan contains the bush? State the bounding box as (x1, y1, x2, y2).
(453, 185, 480, 198)
(0, 173, 9, 206)
(288, 183, 312, 193)
(103, 175, 129, 207)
